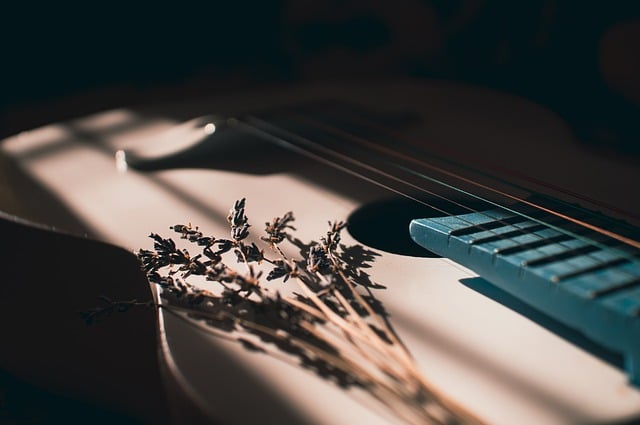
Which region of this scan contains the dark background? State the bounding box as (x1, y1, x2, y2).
(2, 1, 640, 154)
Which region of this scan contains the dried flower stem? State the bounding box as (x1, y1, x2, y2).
(131, 199, 485, 425)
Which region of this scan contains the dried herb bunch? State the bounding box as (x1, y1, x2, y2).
(135, 199, 483, 425)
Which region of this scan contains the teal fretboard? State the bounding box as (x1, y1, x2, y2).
(410, 209, 640, 386)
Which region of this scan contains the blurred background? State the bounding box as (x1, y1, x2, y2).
(2, 0, 639, 153)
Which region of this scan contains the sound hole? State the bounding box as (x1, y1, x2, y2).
(347, 197, 484, 258)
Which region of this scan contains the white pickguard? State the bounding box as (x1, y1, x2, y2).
(1, 80, 639, 425)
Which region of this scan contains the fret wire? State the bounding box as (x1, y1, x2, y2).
(239, 113, 640, 284)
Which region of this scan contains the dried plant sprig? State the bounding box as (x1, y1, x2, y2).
(80, 296, 154, 324)
(132, 199, 484, 425)
(262, 211, 296, 246)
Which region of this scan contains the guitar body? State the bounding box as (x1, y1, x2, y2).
(1, 80, 638, 424)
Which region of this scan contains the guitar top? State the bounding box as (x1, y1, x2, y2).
(1, 80, 639, 425)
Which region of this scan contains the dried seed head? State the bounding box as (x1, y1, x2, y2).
(321, 220, 346, 253)
(234, 242, 264, 264)
(228, 198, 250, 241)
(262, 211, 296, 245)
(307, 245, 331, 274)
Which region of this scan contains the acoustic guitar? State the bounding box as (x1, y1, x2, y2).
(0, 80, 638, 425)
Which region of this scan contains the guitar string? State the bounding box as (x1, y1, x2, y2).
(233, 118, 458, 216)
(238, 118, 486, 220)
(284, 111, 640, 268)
(273, 112, 640, 285)
(244, 115, 618, 254)
(310, 103, 640, 224)
(247, 115, 598, 243)
(304, 104, 640, 237)
(289, 111, 640, 250)
(234, 116, 640, 290)
(238, 116, 593, 246)
(276, 112, 640, 289)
